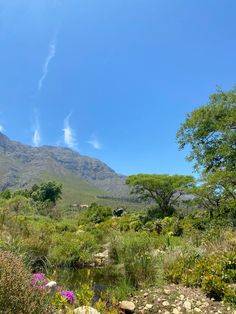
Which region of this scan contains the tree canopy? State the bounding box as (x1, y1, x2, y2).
(126, 174, 195, 217)
(177, 87, 236, 173)
(29, 181, 62, 205)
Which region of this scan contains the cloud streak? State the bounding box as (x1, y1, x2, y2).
(37, 38, 57, 92)
(63, 113, 78, 149)
(0, 125, 5, 133)
(33, 129, 41, 147)
(32, 110, 41, 147)
(88, 134, 102, 150)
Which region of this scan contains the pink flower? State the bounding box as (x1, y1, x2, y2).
(33, 273, 45, 284)
(61, 290, 76, 304)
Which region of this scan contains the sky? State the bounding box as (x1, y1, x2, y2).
(0, 0, 235, 176)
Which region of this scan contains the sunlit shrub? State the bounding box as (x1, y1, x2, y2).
(165, 248, 236, 303)
(49, 231, 98, 267)
(110, 231, 159, 287)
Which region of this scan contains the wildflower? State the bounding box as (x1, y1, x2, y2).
(32, 273, 45, 284)
(61, 290, 76, 304)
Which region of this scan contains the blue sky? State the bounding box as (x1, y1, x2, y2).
(0, 0, 235, 175)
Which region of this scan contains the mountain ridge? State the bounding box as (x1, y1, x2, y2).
(0, 132, 129, 203)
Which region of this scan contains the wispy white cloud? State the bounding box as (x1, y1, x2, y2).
(33, 129, 41, 147)
(0, 125, 5, 133)
(37, 38, 57, 92)
(88, 134, 102, 150)
(32, 110, 41, 147)
(63, 113, 78, 149)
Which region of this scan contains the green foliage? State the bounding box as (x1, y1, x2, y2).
(110, 231, 160, 287)
(166, 248, 236, 304)
(48, 231, 98, 267)
(126, 174, 195, 217)
(0, 189, 11, 199)
(177, 86, 236, 173)
(30, 181, 62, 205)
(76, 283, 94, 306)
(79, 203, 113, 224)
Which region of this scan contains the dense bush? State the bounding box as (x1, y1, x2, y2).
(0, 251, 54, 313)
(79, 204, 113, 224)
(165, 248, 236, 304)
(110, 231, 160, 287)
(48, 231, 99, 267)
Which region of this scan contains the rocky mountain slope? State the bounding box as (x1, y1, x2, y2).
(0, 132, 129, 203)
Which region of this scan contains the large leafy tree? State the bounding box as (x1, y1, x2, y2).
(126, 174, 195, 217)
(177, 87, 236, 173)
(30, 181, 62, 205)
(177, 87, 236, 219)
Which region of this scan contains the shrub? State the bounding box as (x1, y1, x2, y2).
(110, 231, 159, 287)
(0, 251, 54, 313)
(48, 231, 98, 267)
(165, 249, 236, 304)
(79, 204, 113, 224)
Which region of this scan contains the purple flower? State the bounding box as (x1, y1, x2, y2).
(61, 290, 76, 304)
(32, 273, 45, 284)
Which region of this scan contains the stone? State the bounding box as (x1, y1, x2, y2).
(113, 208, 125, 217)
(164, 289, 171, 295)
(144, 304, 153, 310)
(45, 281, 57, 294)
(193, 308, 202, 313)
(172, 309, 180, 314)
(183, 300, 192, 311)
(94, 250, 109, 266)
(163, 301, 170, 307)
(179, 294, 185, 300)
(73, 306, 100, 314)
(120, 301, 136, 313)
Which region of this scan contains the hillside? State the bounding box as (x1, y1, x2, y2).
(0, 132, 130, 205)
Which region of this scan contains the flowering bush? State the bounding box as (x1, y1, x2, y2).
(0, 251, 53, 314)
(32, 272, 76, 309)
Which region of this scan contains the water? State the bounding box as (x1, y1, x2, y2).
(47, 265, 120, 292)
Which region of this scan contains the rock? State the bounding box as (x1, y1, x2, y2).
(94, 250, 109, 266)
(162, 301, 170, 307)
(120, 301, 136, 313)
(113, 208, 125, 217)
(143, 292, 149, 298)
(45, 281, 57, 288)
(172, 309, 180, 314)
(183, 300, 192, 311)
(179, 294, 185, 301)
(193, 308, 202, 313)
(164, 289, 171, 295)
(73, 306, 100, 314)
(45, 281, 57, 294)
(144, 304, 153, 310)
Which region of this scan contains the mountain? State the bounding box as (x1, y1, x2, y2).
(0, 132, 130, 205)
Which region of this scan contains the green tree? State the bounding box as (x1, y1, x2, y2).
(126, 174, 195, 217)
(177, 87, 236, 220)
(177, 86, 236, 173)
(30, 181, 62, 205)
